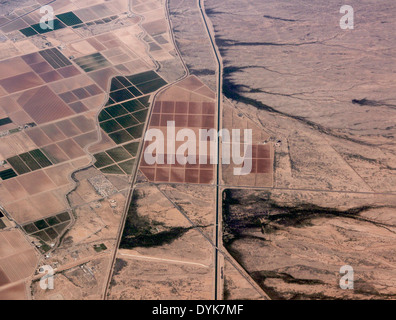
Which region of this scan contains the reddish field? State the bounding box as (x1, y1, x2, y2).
(139, 76, 216, 185)
(19, 86, 74, 124)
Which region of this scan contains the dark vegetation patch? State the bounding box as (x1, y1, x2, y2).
(0, 168, 17, 180)
(352, 98, 382, 106)
(222, 189, 377, 246)
(204, 8, 224, 16)
(93, 243, 107, 252)
(352, 98, 396, 109)
(187, 66, 216, 76)
(251, 270, 324, 286)
(223, 277, 231, 300)
(56, 12, 83, 26)
(120, 190, 192, 249)
(249, 270, 326, 300)
(113, 258, 127, 276)
(0, 117, 12, 126)
(216, 37, 316, 50)
(263, 15, 297, 22)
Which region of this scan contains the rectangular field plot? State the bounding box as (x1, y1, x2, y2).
(29, 149, 53, 168)
(0, 169, 17, 180)
(94, 152, 115, 168)
(121, 99, 146, 112)
(123, 142, 140, 157)
(22, 213, 70, 252)
(56, 12, 83, 26)
(130, 109, 148, 122)
(0, 72, 43, 94)
(6, 149, 53, 177)
(19, 86, 74, 124)
(110, 88, 136, 103)
(74, 53, 111, 72)
(100, 119, 123, 133)
(135, 78, 167, 94)
(39, 48, 72, 69)
(99, 95, 152, 143)
(124, 71, 167, 95)
(126, 71, 160, 85)
(19, 27, 38, 37)
(7, 156, 31, 175)
(118, 159, 135, 175)
(114, 114, 139, 128)
(100, 164, 124, 175)
(137, 75, 217, 185)
(140, 156, 214, 185)
(19, 152, 41, 171)
(106, 146, 132, 162)
(0, 117, 12, 127)
(126, 124, 145, 139)
(31, 19, 66, 34)
(0, 230, 38, 284)
(94, 144, 137, 176)
(56, 212, 71, 222)
(108, 130, 134, 144)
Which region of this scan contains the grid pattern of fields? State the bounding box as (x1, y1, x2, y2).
(19, 19, 66, 37)
(139, 76, 217, 185)
(22, 212, 71, 253)
(94, 142, 139, 175)
(98, 72, 166, 145)
(6, 149, 52, 175)
(0, 230, 38, 285)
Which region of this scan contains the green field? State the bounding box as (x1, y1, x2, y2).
(127, 71, 160, 85)
(19, 152, 41, 171)
(100, 119, 123, 133)
(7, 156, 31, 175)
(31, 19, 66, 34)
(109, 130, 134, 144)
(123, 142, 140, 157)
(29, 149, 53, 168)
(100, 164, 124, 175)
(56, 212, 71, 222)
(114, 114, 139, 128)
(118, 159, 135, 175)
(121, 99, 146, 112)
(0, 169, 17, 180)
(56, 12, 83, 26)
(136, 78, 168, 94)
(106, 147, 132, 162)
(94, 152, 115, 168)
(19, 27, 38, 37)
(105, 105, 129, 118)
(126, 124, 145, 139)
